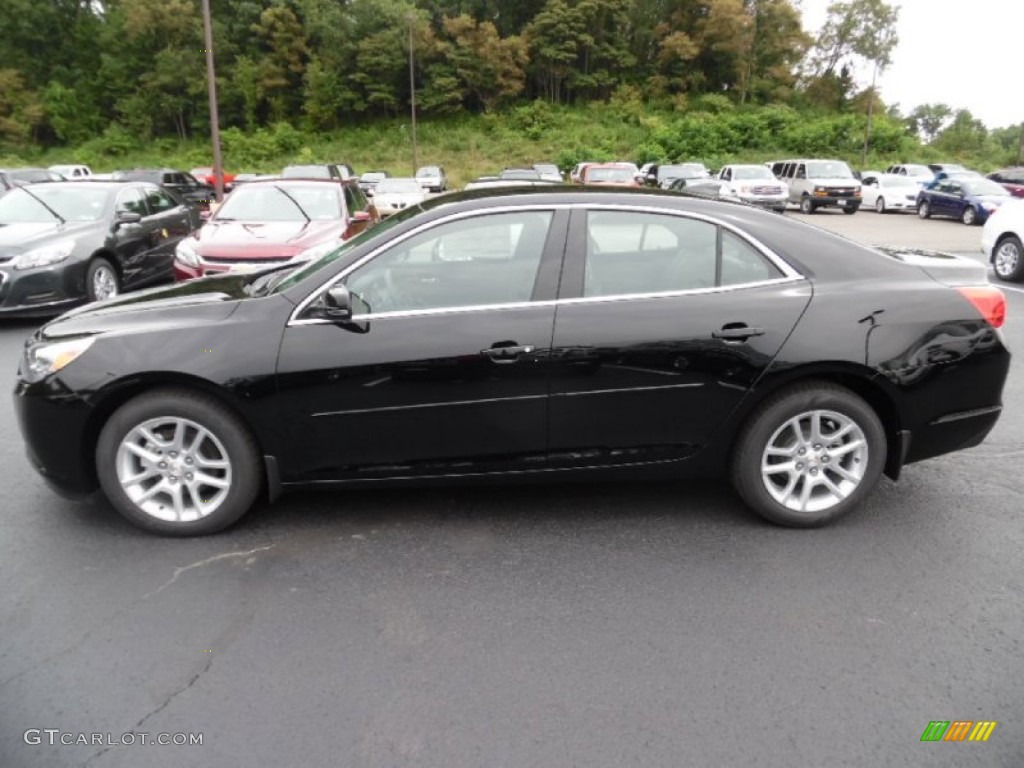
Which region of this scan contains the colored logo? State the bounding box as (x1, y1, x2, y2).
(920, 721, 997, 742)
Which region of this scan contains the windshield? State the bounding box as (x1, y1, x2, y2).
(659, 164, 706, 180)
(587, 167, 636, 182)
(500, 169, 541, 180)
(0, 186, 110, 223)
(375, 179, 423, 194)
(534, 164, 559, 174)
(962, 178, 1010, 196)
(904, 165, 932, 177)
(282, 165, 331, 179)
(416, 167, 440, 177)
(214, 185, 342, 222)
(806, 161, 854, 179)
(360, 172, 386, 182)
(267, 208, 414, 294)
(880, 175, 918, 188)
(731, 166, 774, 180)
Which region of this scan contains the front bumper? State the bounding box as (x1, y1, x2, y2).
(0, 264, 87, 317)
(808, 195, 861, 210)
(14, 377, 98, 496)
(173, 257, 295, 281)
(739, 195, 788, 211)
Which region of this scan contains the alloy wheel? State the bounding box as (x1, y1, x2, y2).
(760, 410, 868, 514)
(92, 265, 118, 300)
(115, 416, 233, 523)
(994, 240, 1021, 278)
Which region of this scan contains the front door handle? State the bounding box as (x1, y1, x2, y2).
(482, 343, 535, 363)
(712, 324, 765, 342)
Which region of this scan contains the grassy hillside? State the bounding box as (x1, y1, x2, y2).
(4, 101, 1016, 188)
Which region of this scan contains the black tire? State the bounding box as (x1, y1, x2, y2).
(842, 206, 858, 215)
(875, 196, 886, 213)
(962, 206, 977, 225)
(799, 196, 815, 214)
(730, 381, 887, 528)
(992, 235, 1024, 282)
(96, 388, 262, 536)
(86, 257, 120, 302)
(918, 200, 931, 219)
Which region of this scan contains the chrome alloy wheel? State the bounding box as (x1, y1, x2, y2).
(115, 417, 232, 522)
(994, 240, 1020, 278)
(759, 410, 868, 514)
(92, 264, 118, 300)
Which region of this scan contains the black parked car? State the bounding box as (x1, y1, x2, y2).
(0, 181, 199, 315)
(113, 169, 215, 212)
(15, 188, 1008, 535)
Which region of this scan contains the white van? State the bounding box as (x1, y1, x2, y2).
(770, 159, 862, 215)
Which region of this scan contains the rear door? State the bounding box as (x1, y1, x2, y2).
(546, 206, 812, 468)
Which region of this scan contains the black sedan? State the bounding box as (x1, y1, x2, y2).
(15, 188, 1009, 535)
(0, 181, 198, 316)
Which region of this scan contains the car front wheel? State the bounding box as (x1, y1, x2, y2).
(918, 200, 931, 219)
(993, 235, 1024, 282)
(96, 389, 262, 535)
(86, 258, 120, 302)
(731, 382, 886, 527)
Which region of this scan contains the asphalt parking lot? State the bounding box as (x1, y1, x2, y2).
(2, 210, 1022, 767)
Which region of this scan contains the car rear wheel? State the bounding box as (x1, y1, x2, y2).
(96, 389, 262, 535)
(993, 235, 1024, 282)
(799, 196, 815, 214)
(86, 258, 120, 302)
(731, 382, 886, 527)
(875, 197, 886, 213)
(962, 206, 977, 225)
(918, 200, 931, 219)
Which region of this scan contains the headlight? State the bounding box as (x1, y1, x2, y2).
(980, 202, 998, 211)
(22, 337, 96, 383)
(11, 240, 75, 270)
(174, 239, 201, 267)
(298, 241, 339, 261)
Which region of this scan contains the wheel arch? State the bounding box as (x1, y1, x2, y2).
(721, 363, 905, 480)
(81, 373, 270, 489)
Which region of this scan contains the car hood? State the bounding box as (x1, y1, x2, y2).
(193, 219, 342, 259)
(36, 272, 270, 341)
(375, 193, 425, 204)
(0, 221, 99, 257)
(969, 195, 1010, 205)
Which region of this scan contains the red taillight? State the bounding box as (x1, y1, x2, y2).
(957, 286, 1006, 328)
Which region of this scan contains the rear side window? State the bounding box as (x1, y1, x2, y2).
(583, 211, 783, 298)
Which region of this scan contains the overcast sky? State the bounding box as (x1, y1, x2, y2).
(798, 0, 1024, 128)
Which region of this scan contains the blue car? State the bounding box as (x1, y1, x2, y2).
(917, 176, 1012, 225)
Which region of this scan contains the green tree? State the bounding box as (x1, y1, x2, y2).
(906, 103, 952, 144)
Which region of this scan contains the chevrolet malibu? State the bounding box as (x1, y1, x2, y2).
(15, 188, 1009, 535)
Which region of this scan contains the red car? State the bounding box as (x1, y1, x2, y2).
(173, 179, 378, 280)
(988, 168, 1024, 199)
(190, 166, 237, 192)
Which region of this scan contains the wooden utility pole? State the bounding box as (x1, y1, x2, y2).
(201, 0, 224, 202)
(861, 63, 877, 168)
(408, 17, 419, 175)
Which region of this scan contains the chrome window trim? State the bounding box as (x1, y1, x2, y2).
(287, 201, 806, 327)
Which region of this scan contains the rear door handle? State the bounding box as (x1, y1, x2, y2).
(712, 324, 765, 342)
(482, 343, 535, 363)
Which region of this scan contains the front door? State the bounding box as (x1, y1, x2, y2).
(275, 207, 568, 481)
(547, 207, 811, 467)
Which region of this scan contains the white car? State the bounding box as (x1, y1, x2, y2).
(981, 198, 1024, 282)
(372, 177, 427, 216)
(48, 164, 92, 180)
(414, 165, 447, 192)
(884, 163, 935, 188)
(860, 173, 922, 213)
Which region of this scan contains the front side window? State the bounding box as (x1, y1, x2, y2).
(145, 187, 178, 214)
(583, 211, 782, 298)
(343, 210, 554, 315)
(116, 188, 147, 216)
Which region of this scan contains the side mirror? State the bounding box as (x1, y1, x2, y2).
(324, 284, 353, 320)
(352, 210, 372, 222)
(115, 211, 142, 227)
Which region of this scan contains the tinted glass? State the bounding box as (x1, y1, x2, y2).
(721, 230, 783, 286)
(116, 188, 147, 216)
(145, 187, 179, 214)
(345, 211, 553, 314)
(584, 211, 717, 297)
(962, 178, 1011, 196)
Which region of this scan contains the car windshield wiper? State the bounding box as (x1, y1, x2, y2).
(273, 186, 310, 223)
(18, 187, 66, 225)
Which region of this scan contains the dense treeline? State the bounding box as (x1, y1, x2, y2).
(0, 0, 1020, 169)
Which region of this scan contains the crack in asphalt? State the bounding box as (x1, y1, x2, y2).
(83, 655, 215, 767)
(142, 544, 276, 599)
(0, 543, 275, 691)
